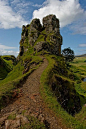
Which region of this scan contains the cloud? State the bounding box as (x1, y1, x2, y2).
(32, 4, 42, 8)
(10, 0, 20, 4)
(32, 0, 86, 33)
(70, 17, 86, 35)
(0, 0, 86, 34)
(0, 50, 19, 57)
(79, 49, 86, 52)
(79, 43, 86, 47)
(10, 0, 32, 14)
(0, 0, 43, 29)
(0, 44, 16, 49)
(0, 0, 28, 29)
(0, 44, 19, 56)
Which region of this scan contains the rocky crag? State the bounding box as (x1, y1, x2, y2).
(19, 14, 62, 57)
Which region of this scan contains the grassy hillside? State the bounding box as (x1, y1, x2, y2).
(0, 55, 16, 80)
(70, 56, 86, 127)
(0, 52, 86, 128)
(70, 56, 86, 96)
(0, 54, 43, 109)
(76, 54, 86, 57)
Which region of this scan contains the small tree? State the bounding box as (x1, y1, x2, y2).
(62, 47, 75, 62)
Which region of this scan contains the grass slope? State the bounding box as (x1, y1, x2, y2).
(70, 56, 86, 127)
(0, 55, 15, 80)
(40, 54, 86, 129)
(0, 55, 43, 109)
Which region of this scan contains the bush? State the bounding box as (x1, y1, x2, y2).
(62, 47, 75, 63)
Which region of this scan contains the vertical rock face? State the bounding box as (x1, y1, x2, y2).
(19, 14, 62, 57)
(19, 19, 42, 56)
(42, 14, 62, 55)
(28, 19, 42, 47)
(30, 19, 42, 32)
(43, 15, 60, 34)
(19, 25, 29, 56)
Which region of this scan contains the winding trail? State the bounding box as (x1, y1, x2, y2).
(0, 58, 67, 129)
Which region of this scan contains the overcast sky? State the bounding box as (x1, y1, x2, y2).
(0, 0, 86, 56)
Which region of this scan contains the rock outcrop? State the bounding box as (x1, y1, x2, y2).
(19, 14, 62, 57)
(43, 15, 60, 34)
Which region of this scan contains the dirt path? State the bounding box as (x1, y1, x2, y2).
(0, 58, 67, 129)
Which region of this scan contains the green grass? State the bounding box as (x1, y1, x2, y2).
(34, 34, 44, 45)
(81, 81, 86, 91)
(0, 55, 17, 80)
(75, 83, 86, 96)
(0, 66, 8, 80)
(70, 56, 86, 127)
(70, 57, 86, 95)
(0, 61, 24, 85)
(40, 55, 86, 129)
(7, 113, 16, 120)
(0, 56, 14, 80)
(1, 55, 17, 66)
(71, 57, 86, 70)
(75, 106, 86, 126)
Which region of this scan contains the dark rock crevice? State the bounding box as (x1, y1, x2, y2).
(50, 75, 81, 116)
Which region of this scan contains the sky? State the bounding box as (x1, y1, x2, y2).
(0, 0, 86, 56)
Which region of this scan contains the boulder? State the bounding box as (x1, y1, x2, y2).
(5, 115, 29, 129)
(34, 41, 49, 52)
(16, 115, 28, 125)
(5, 119, 20, 129)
